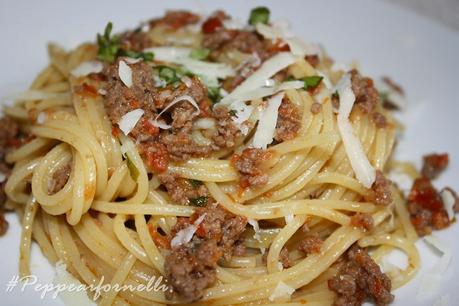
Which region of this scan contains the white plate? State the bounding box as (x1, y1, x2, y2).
(0, 0, 458, 305)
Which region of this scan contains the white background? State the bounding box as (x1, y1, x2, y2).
(0, 0, 458, 305)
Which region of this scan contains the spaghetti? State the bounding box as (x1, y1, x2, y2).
(1, 7, 457, 306)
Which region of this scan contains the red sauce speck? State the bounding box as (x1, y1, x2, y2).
(144, 143, 169, 173)
(408, 177, 443, 212)
(202, 17, 223, 34)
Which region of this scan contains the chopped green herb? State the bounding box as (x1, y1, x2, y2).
(189, 196, 208, 207)
(208, 86, 222, 103)
(119, 49, 154, 61)
(158, 66, 179, 84)
(126, 157, 139, 180)
(379, 91, 389, 102)
(189, 179, 203, 188)
(249, 7, 270, 25)
(190, 48, 210, 60)
(229, 109, 238, 117)
(302, 76, 323, 90)
(97, 22, 154, 63)
(97, 22, 121, 63)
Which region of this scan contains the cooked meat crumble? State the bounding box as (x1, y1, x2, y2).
(0, 117, 21, 236)
(231, 148, 271, 188)
(328, 246, 393, 306)
(165, 204, 247, 301)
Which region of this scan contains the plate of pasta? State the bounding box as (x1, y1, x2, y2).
(0, 0, 459, 306)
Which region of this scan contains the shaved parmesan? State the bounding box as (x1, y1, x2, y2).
(123, 57, 142, 64)
(171, 213, 206, 248)
(118, 60, 133, 87)
(54, 261, 95, 306)
(0, 172, 6, 183)
(144, 46, 234, 86)
(286, 38, 321, 57)
(221, 80, 303, 105)
(70, 60, 103, 77)
(256, 22, 289, 40)
(181, 75, 193, 88)
(285, 214, 294, 224)
(335, 74, 376, 188)
(277, 261, 284, 271)
(268, 281, 295, 302)
(252, 93, 284, 149)
(118, 109, 144, 135)
(36, 112, 47, 124)
(248, 218, 261, 241)
(247, 218, 265, 254)
(219, 52, 296, 105)
(255, 22, 319, 57)
(228, 100, 254, 135)
(151, 95, 200, 129)
(441, 189, 456, 221)
(417, 235, 452, 300)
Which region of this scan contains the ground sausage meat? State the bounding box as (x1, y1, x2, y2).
(421, 153, 449, 180)
(372, 111, 387, 128)
(275, 98, 301, 142)
(407, 177, 450, 236)
(158, 173, 210, 206)
(350, 69, 380, 114)
(0, 117, 20, 236)
(310, 102, 322, 114)
(165, 239, 220, 302)
(350, 213, 374, 232)
(305, 54, 320, 68)
(48, 164, 71, 195)
(103, 60, 243, 173)
(298, 233, 323, 255)
(211, 106, 243, 149)
(279, 247, 293, 268)
(149, 10, 200, 30)
(165, 204, 247, 301)
(328, 245, 394, 306)
(231, 148, 271, 188)
(103, 60, 158, 139)
(366, 170, 392, 206)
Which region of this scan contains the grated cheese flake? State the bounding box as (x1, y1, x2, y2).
(285, 214, 295, 224)
(441, 189, 456, 221)
(228, 100, 254, 135)
(335, 73, 376, 188)
(118, 109, 144, 135)
(170, 213, 207, 248)
(219, 52, 296, 105)
(268, 281, 295, 302)
(143, 46, 234, 86)
(36, 112, 47, 124)
(221, 80, 303, 105)
(118, 60, 133, 87)
(0, 172, 5, 183)
(252, 93, 284, 149)
(70, 60, 103, 77)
